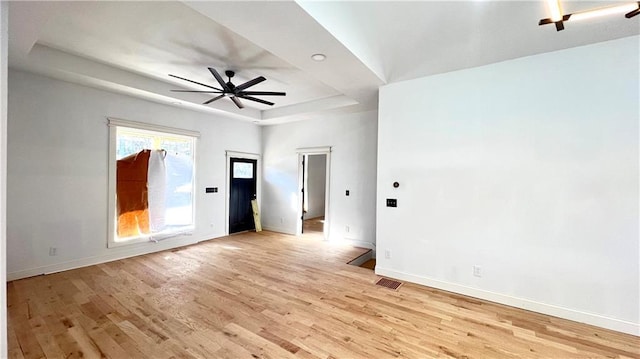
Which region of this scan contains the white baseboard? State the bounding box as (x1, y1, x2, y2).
(7, 235, 221, 281)
(375, 267, 640, 336)
(303, 214, 324, 220)
(262, 226, 295, 235)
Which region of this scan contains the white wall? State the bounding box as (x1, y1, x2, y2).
(7, 70, 261, 280)
(377, 36, 639, 335)
(0, 1, 9, 355)
(262, 111, 377, 248)
(305, 154, 326, 219)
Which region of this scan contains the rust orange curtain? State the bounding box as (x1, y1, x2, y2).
(116, 150, 151, 238)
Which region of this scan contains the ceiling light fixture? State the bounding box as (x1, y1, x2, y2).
(546, 0, 563, 22)
(311, 53, 327, 62)
(539, 1, 639, 31)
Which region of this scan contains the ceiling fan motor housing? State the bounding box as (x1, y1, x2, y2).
(225, 70, 236, 90)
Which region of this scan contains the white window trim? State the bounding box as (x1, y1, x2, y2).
(107, 117, 201, 138)
(107, 118, 199, 248)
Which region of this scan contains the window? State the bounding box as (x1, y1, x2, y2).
(108, 118, 199, 247)
(233, 162, 254, 179)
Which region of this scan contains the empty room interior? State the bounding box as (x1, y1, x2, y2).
(0, 0, 639, 357)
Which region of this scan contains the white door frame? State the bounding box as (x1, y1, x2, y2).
(296, 146, 331, 239)
(225, 150, 261, 236)
(0, 3, 8, 355)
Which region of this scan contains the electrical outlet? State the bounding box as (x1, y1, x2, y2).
(384, 250, 391, 259)
(280, 217, 284, 224)
(49, 247, 57, 256)
(345, 226, 350, 233)
(473, 265, 482, 277)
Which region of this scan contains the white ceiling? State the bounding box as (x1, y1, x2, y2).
(298, 1, 640, 83)
(7, 1, 639, 124)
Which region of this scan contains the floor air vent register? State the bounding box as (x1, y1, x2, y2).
(375, 277, 403, 290)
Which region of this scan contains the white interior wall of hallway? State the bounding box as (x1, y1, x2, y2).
(304, 154, 327, 220)
(261, 110, 378, 249)
(6, 69, 261, 280)
(376, 36, 639, 335)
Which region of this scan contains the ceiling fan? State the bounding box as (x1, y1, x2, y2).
(169, 67, 286, 109)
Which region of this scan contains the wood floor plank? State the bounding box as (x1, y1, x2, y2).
(113, 318, 168, 357)
(7, 231, 640, 358)
(29, 316, 65, 358)
(7, 321, 25, 359)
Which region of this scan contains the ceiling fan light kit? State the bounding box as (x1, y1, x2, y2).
(539, 0, 639, 31)
(169, 67, 286, 109)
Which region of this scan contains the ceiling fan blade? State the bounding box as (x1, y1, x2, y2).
(231, 96, 244, 109)
(208, 67, 231, 92)
(203, 94, 226, 105)
(239, 95, 274, 106)
(170, 90, 223, 93)
(239, 91, 286, 96)
(235, 76, 266, 92)
(169, 74, 222, 91)
(626, 7, 640, 18)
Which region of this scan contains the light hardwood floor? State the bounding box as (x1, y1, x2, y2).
(303, 216, 324, 234)
(7, 231, 640, 358)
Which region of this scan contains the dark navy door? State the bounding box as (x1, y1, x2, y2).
(229, 158, 257, 234)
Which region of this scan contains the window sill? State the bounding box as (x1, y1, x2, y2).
(107, 227, 194, 248)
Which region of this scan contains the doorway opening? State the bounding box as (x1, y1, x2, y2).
(296, 147, 331, 239)
(303, 154, 326, 235)
(226, 151, 260, 235)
